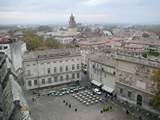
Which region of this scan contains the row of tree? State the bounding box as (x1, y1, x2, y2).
(22, 31, 76, 51)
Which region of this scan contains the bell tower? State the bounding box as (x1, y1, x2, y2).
(69, 14, 77, 28)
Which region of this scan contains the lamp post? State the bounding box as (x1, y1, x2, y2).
(36, 57, 40, 95)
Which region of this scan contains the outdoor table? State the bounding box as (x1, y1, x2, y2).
(89, 96, 92, 99)
(86, 102, 90, 105)
(79, 94, 82, 97)
(96, 97, 99, 99)
(74, 95, 78, 98)
(93, 95, 97, 98)
(95, 100, 98, 103)
(92, 98, 96, 100)
(81, 96, 85, 98)
(84, 97, 88, 100)
(90, 101, 94, 104)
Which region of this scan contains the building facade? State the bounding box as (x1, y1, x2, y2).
(0, 52, 32, 120)
(23, 49, 82, 90)
(114, 53, 160, 108)
(88, 52, 160, 109)
(88, 53, 116, 94)
(0, 38, 27, 71)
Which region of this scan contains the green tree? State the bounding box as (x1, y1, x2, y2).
(45, 37, 64, 49)
(151, 69, 160, 109)
(23, 31, 42, 50)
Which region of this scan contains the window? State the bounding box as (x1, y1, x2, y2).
(34, 80, 37, 85)
(42, 79, 45, 84)
(60, 76, 63, 81)
(27, 70, 31, 76)
(105, 73, 106, 78)
(128, 91, 132, 98)
(54, 76, 57, 82)
(4, 46, 8, 49)
(28, 81, 32, 86)
(77, 73, 80, 78)
(72, 73, 75, 79)
(120, 88, 123, 94)
(77, 64, 80, 69)
(66, 74, 69, 80)
(48, 78, 52, 83)
(48, 68, 51, 74)
(92, 64, 95, 69)
(66, 66, 68, 71)
(54, 67, 56, 73)
(72, 64, 75, 70)
(60, 66, 63, 72)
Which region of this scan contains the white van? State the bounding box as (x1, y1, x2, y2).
(92, 88, 102, 95)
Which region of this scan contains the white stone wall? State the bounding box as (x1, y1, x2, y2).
(55, 36, 73, 44)
(115, 59, 157, 107)
(88, 60, 116, 89)
(24, 56, 82, 90)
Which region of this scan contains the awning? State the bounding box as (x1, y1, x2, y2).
(91, 80, 102, 87)
(102, 85, 114, 93)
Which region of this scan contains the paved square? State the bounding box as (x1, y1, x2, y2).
(26, 90, 137, 120)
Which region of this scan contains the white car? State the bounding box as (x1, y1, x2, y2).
(93, 88, 102, 95)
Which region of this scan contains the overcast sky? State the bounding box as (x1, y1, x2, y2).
(0, 0, 160, 25)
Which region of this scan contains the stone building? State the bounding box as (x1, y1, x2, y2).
(0, 52, 32, 120)
(88, 52, 160, 110)
(45, 30, 79, 44)
(0, 37, 27, 71)
(88, 53, 116, 94)
(114, 53, 160, 109)
(69, 14, 77, 28)
(23, 49, 82, 90)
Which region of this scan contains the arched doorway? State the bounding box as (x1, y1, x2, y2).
(137, 95, 143, 106)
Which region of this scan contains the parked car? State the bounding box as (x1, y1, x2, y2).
(92, 88, 102, 95)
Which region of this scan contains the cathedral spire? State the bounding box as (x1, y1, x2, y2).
(69, 14, 77, 28)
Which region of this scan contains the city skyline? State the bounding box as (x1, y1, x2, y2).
(0, 0, 160, 25)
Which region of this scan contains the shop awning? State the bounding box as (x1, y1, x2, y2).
(102, 85, 114, 93)
(91, 80, 102, 87)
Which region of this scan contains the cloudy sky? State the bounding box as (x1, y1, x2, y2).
(0, 0, 160, 25)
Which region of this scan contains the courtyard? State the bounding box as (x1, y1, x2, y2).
(26, 88, 137, 120)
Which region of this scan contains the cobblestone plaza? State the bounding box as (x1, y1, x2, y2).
(26, 91, 137, 120)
